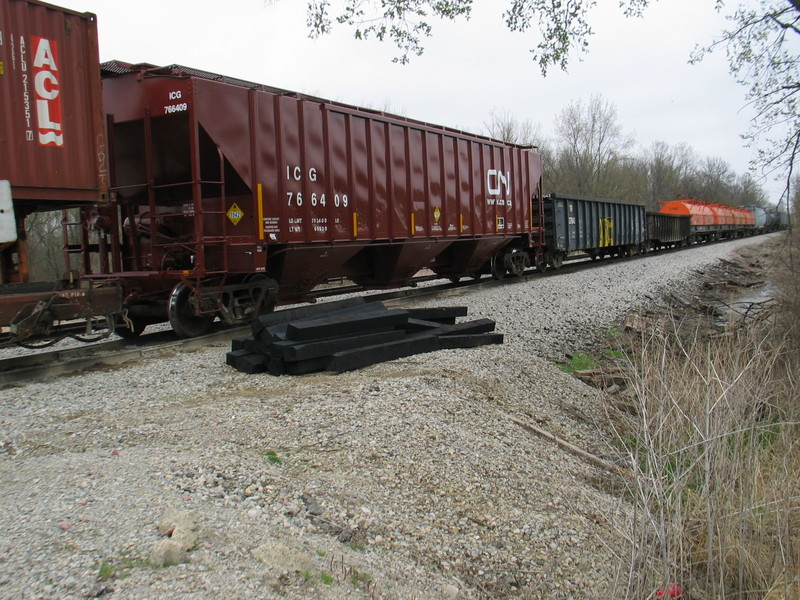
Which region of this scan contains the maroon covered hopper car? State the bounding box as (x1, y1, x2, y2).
(17, 61, 543, 340)
(0, 0, 108, 283)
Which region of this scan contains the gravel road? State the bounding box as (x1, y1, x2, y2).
(0, 234, 780, 600)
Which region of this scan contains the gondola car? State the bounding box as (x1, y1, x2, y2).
(534, 194, 647, 267)
(647, 212, 691, 250)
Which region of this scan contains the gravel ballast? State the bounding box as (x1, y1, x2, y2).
(0, 234, 780, 600)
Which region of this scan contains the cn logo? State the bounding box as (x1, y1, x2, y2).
(487, 169, 510, 196)
(32, 37, 64, 147)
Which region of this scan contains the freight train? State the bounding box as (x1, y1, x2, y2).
(0, 0, 788, 346)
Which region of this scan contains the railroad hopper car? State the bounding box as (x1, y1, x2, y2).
(57, 61, 544, 338)
(533, 194, 647, 266)
(742, 205, 769, 233)
(659, 198, 755, 242)
(0, 0, 108, 284)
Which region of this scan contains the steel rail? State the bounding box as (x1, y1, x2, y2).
(0, 259, 590, 385)
(0, 239, 728, 385)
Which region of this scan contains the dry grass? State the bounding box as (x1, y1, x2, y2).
(609, 229, 800, 600)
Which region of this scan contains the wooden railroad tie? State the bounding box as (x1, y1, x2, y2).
(227, 298, 503, 375)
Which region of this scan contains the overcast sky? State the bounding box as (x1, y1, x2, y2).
(56, 0, 785, 201)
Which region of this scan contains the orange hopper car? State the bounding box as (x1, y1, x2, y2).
(659, 198, 754, 242)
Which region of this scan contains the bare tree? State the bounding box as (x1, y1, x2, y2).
(550, 95, 634, 198)
(483, 109, 542, 146)
(692, 1, 800, 208)
(299, 1, 795, 203)
(24, 211, 64, 281)
(642, 141, 697, 208)
(731, 173, 770, 206)
(678, 156, 738, 205)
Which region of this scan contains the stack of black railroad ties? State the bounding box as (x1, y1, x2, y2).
(226, 297, 502, 375)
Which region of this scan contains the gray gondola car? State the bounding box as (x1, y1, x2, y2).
(647, 212, 691, 249)
(535, 194, 647, 267)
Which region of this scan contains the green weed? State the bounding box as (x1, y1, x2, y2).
(557, 351, 598, 373)
(263, 450, 282, 464)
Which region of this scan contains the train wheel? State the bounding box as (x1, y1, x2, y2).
(490, 253, 508, 279)
(534, 253, 546, 272)
(548, 252, 563, 269)
(505, 251, 527, 277)
(168, 282, 215, 338)
(448, 275, 462, 284)
(245, 274, 279, 315)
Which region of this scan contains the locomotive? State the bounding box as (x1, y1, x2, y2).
(0, 0, 786, 346)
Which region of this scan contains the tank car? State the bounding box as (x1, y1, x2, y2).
(774, 210, 790, 230)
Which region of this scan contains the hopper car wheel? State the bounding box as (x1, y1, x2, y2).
(505, 251, 527, 277)
(534, 253, 546, 272)
(245, 274, 279, 315)
(448, 275, 462, 284)
(490, 253, 508, 280)
(548, 252, 564, 269)
(168, 282, 215, 338)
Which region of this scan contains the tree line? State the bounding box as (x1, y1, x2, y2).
(484, 95, 771, 211)
(301, 0, 799, 210)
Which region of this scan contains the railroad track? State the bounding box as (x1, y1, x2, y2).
(0, 274, 480, 385)
(0, 251, 622, 385)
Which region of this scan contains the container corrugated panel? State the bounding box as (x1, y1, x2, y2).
(647, 212, 690, 244)
(0, 0, 107, 207)
(102, 64, 541, 248)
(542, 194, 646, 253)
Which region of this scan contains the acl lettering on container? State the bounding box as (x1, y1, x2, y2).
(32, 36, 63, 147)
